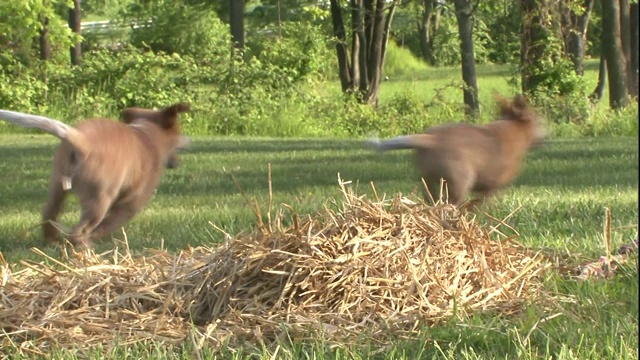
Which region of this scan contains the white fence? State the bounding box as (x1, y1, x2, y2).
(78, 20, 153, 33)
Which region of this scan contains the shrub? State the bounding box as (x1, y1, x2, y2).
(0, 53, 49, 114)
(383, 41, 430, 79)
(121, 0, 230, 61)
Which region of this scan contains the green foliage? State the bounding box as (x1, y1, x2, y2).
(586, 0, 603, 58)
(53, 47, 206, 111)
(481, 6, 522, 64)
(0, 0, 74, 65)
(510, 3, 591, 125)
(0, 46, 215, 127)
(0, 54, 49, 113)
(248, 0, 331, 28)
(382, 41, 430, 78)
(515, 62, 593, 126)
(429, 10, 493, 67)
(201, 20, 335, 136)
(583, 101, 640, 136)
(83, 0, 132, 19)
(121, 0, 230, 60)
(246, 21, 335, 83)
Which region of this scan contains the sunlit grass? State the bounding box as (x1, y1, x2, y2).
(0, 135, 637, 359)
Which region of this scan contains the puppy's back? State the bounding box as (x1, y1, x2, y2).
(72, 119, 155, 187)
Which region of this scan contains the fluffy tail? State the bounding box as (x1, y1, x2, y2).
(366, 133, 436, 152)
(0, 110, 87, 154)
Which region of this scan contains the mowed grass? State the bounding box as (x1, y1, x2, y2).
(0, 134, 637, 359)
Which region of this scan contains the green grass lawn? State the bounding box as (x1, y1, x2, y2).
(0, 135, 637, 359)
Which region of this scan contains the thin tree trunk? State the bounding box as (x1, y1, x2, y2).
(619, 0, 635, 96)
(351, 0, 367, 93)
(379, 1, 397, 82)
(454, 0, 479, 118)
(520, 0, 549, 95)
(229, 0, 245, 52)
(601, 0, 629, 109)
(364, 0, 386, 105)
(417, 0, 437, 65)
(563, 0, 594, 76)
(330, 0, 352, 92)
(69, 0, 82, 66)
(39, 17, 52, 61)
(589, 51, 607, 103)
(631, 3, 639, 98)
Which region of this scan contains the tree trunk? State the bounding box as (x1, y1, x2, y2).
(589, 51, 606, 104)
(229, 0, 245, 52)
(379, 2, 397, 79)
(519, 0, 550, 95)
(562, 0, 594, 76)
(589, 29, 607, 104)
(601, 0, 629, 108)
(69, 0, 82, 66)
(454, 0, 479, 118)
(350, 0, 364, 92)
(631, 3, 639, 98)
(39, 17, 52, 61)
(619, 0, 635, 97)
(330, 0, 352, 92)
(330, 0, 398, 105)
(417, 0, 438, 66)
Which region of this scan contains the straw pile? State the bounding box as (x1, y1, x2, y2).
(0, 176, 552, 353)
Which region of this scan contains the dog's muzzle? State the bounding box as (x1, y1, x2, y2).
(166, 136, 191, 169)
(166, 154, 180, 169)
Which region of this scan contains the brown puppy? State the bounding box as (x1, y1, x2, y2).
(367, 94, 546, 207)
(0, 103, 189, 248)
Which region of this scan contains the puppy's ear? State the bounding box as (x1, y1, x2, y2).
(512, 94, 528, 110)
(120, 108, 139, 124)
(493, 92, 514, 119)
(511, 94, 532, 121)
(121, 107, 161, 124)
(162, 103, 190, 117)
(158, 103, 190, 129)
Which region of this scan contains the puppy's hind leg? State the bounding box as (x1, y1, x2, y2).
(42, 154, 70, 244)
(69, 193, 112, 248)
(444, 168, 476, 208)
(462, 189, 496, 212)
(42, 179, 69, 244)
(90, 200, 141, 243)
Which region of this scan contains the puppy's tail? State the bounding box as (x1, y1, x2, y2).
(0, 110, 88, 154)
(366, 134, 437, 152)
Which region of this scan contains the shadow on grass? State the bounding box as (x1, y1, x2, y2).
(0, 137, 638, 258)
(177, 137, 639, 196)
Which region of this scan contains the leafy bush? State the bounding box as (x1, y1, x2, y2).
(383, 41, 430, 79)
(0, 53, 49, 113)
(0, 0, 74, 66)
(46, 47, 210, 117)
(484, 7, 522, 64)
(246, 21, 335, 83)
(430, 12, 493, 67)
(121, 0, 230, 61)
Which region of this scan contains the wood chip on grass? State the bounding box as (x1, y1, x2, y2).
(0, 176, 554, 353)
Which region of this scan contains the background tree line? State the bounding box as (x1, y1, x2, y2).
(0, 0, 637, 137)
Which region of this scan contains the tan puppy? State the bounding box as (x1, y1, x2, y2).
(367, 94, 547, 207)
(0, 103, 190, 248)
